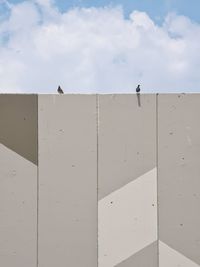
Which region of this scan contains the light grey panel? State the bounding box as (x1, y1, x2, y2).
(98, 94, 157, 267)
(0, 95, 37, 267)
(98, 94, 156, 199)
(158, 93, 200, 265)
(116, 241, 157, 267)
(38, 95, 97, 267)
(0, 146, 37, 267)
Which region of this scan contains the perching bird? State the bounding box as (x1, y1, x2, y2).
(136, 85, 140, 93)
(57, 86, 64, 94)
(136, 85, 141, 107)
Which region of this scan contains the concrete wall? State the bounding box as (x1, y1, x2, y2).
(0, 94, 200, 267)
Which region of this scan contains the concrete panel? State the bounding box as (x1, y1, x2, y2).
(99, 168, 157, 267)
(98, 94, 157, 266)
(0, 94, 38, 165)
(0, 144, 37, 267)
(38, 95, 97, 267)
(158, 94, 200, 265)
(159, 241, 200, 267)
(0, 94, 37, 267)
(98, 94, 156, 199)
(116, 241, 157, 267)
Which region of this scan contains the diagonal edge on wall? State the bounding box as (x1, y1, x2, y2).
(98, 167, 158, 267)
(0, 94, 38, 165)
(98, 94, 157, 200)
(115, 241, 158, 267)
(159, 240, 200, 267)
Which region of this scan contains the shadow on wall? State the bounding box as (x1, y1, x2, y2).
(0, 95, 38, 165)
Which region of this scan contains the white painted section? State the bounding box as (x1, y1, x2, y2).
(159, 241, 200, 267)
(0, 144, 37, 267)
(99, 168, 157, 267)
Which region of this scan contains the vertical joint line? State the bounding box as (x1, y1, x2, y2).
(36, 95, 39, 267)
(156, 93, 159, 267)
(96, 94, 99, 267)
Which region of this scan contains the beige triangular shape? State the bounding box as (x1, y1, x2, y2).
(159, 241, 200, 267)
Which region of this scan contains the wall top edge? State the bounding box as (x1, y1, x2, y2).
(0, 93, 200, 96)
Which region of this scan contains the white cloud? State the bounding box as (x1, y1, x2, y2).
(0, 1, 200, 93)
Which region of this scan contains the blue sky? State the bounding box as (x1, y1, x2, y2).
(7, 0, 200, 23)
(0, 0, 200, 93)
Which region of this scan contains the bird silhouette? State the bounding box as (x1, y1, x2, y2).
(57, 86, 64, 94)
(136, 85, 141, 107)
(136, 85, 140, 93)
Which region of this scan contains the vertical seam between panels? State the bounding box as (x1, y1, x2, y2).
(96, 94, 99, 267)
(156, 93, 159, 267)
(36, 95, 39, 267)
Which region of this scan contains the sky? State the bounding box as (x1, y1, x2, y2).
(0, 0, 200, 93)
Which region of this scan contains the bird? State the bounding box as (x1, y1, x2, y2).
(136, 84, 140, 93)
(57, 85, 64, 94)
(136, 84, 141, 107)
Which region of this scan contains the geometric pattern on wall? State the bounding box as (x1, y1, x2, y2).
(116, 241, 158, 267)
(98, 94, 156, 200)
(0, 94, 38, 267)
(158, 94, 200, 267)
(159, 241, 200, 267)
(0, 94, 38, 165)
(0, 144, 37, 267)
(99, 168, 157, 267)
(0, 94, 200, 267)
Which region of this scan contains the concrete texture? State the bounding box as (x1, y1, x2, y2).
(116, 241, 158, 267)
(0, 95, 38, 165)
(98, 95, 157, 266)
(98, 168, 157, 267)
(38, 95, 97, 267)
(0, 94, 200, 267)
(0, 145, 37, 267)
(0, 94, 37, 267)
(98, 94, 156, 200)
(158, 94, 200, 266)
(0, 147, 37, 267)
(159, 241, 200, 267)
